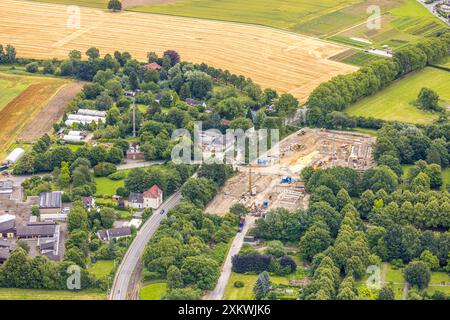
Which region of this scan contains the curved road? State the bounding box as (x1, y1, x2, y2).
(110, 191, 183, 300)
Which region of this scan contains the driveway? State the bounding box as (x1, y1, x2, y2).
(205, 216, 256, 300)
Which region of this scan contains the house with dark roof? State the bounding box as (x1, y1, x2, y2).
(39, 191, 62, 214)
(97, 226, 132, 242)
(128, 192, 144, 209)
(143, 185, 163, 209)
(185, 98, 207, 108)
(16, 222, 56, 239)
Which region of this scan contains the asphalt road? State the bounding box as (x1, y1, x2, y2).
(206, 216, 256, 300)
(109, 191, 183, 300)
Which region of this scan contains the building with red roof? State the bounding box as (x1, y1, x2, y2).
(143, 185, 163, 209)
(144, 62, 162, 71)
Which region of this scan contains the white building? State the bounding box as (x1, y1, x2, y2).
(3, 148, 25, 166)
(143, 185, 163, 209)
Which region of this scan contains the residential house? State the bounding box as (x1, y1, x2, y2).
(39, 191, 62, 214)
(97, 226, 132, 242)
(143, 185, 163, 209)
(128, 192, 144, 209)
(185, 98, 207, 108)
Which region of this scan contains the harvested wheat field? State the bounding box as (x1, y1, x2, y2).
(18, 81, 84, 142)
(0, 73, 69, 155)
(0, 0, 356, 102)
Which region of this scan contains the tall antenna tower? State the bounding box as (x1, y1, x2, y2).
(132, 95, 136, 138)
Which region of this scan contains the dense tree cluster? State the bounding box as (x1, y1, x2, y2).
(143, 201, 237, 296)
(0, 44, 16, 64)
(0, 249, 96, 290)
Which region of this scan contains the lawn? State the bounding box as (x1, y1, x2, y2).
(346, 67, 450, 124)
(95, 169, 132, 197)
(0, 288, 105, 300)
(139, 282, 167, 300)
(224, 273, 289, 300)
(88, 260, 115, 279)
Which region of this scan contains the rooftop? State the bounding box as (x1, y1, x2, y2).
(39, 191, 62, 209)
(143, 185, 162, 199)
(16, 222, 56, 238)
(129, 192, 144, 204)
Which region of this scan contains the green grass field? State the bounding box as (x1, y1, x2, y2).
(95, 169, 132, 196)
(329, 0, 447, 49)
(131, 0, 445, 47)
(346, 67, 450, 124)
(132, 0, 362, 33)
(224, 273, 289, 300)
(139, 282, 167, 300)
(0, 288, 105, 300)
(88, 260, 115, 279)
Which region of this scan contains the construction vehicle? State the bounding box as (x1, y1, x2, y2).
(238, 215, 245, 232)
(281, 176, 296, 183)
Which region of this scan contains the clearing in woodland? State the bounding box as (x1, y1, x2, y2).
(0, 0, 356, 103)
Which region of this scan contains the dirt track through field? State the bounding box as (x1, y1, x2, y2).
(0, 0, 356, 102)
(18, 81, 84, 142)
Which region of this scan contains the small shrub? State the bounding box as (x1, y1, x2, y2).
(234, 281, 244, 288)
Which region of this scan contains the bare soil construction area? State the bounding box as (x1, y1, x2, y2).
(18, 82, 84, 142)
(0, 0, 356, 102)
(205, 128, 376, 216)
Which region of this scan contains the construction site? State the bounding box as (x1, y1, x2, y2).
(205, 128, 376, 216)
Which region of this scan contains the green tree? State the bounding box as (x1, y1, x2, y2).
(404, 261, 431, 290)
(299, 222, 332, 261)
(180, 256, 219, 290)
(107, 0, 122, 12)
(253, 271, 270, 300)
(377, 286, 395, 300)
(417, 87, 440, 111)
(67, 205, 89, 232)
(419, 250, 439, 271)
(167, 265, 183, 290)
(229, 203, 248, 216)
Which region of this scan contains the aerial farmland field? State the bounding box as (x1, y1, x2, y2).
(0, 72, 71, 157)
(345, 67, 450, 124)
(0, 0, 356, 103)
